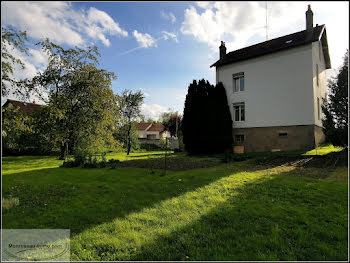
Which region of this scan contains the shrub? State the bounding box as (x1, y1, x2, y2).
(222, 149, 233, 163)
(61, 161, 80, 168)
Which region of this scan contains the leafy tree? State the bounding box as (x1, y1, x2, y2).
(214, 82, 233, 152)
(117, 90, 144, 155)
(29, 39, 119, 161)
(114, 122, 140, 151)
(1, 103, 57, 155)
(161, 110, 182, 137)
(1, 27, 29, 98)
(2, 103, 33, 153)
(182, 79, 233, 154)
(322, 50, 348, 148)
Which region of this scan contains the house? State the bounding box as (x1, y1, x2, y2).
(210, 5, 331, 153)
(2, 99, 45, 115)
(135, 122, 170, 140)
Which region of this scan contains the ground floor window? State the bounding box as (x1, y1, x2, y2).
(147, 134, 157, 139)
(278, 132, 288, 137)
(234, 134, 245, 142)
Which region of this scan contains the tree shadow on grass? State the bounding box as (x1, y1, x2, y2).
(126, 152, 176, 158)
(126, 172, 348, 261)
(2, 161, 276, 236)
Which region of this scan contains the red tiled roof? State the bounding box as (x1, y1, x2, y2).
(135, 122, 152, 130)
(135, 122, 165, 132)
(148, 124, 165, 132)
(3, 99, 45, 115)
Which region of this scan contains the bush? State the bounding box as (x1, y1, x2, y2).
(61, 161, 80, 168)
(108, 159, 120, 164)
(222, 149, 233, 163)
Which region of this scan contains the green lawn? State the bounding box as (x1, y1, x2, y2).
(2, 147, 348, 261)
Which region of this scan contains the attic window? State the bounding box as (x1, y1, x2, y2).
(285, 40, 292, 44)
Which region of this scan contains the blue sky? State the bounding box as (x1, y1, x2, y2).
(2, 1, 349, 119)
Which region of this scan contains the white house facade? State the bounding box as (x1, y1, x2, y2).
(211, 5, 331, 152)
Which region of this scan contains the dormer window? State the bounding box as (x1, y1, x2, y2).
(233, 72, 244, 92)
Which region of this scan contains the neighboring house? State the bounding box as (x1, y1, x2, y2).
(210, 5, 331, 153)
(135, 122, 170, 140)
(2, 99, 45, 115)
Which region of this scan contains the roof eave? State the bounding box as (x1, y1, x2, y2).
(319, 26, 331, 69)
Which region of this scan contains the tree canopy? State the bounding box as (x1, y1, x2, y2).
(1, 27, 29, 98)
(182, 79, 233, 154)
(27, 39, 119, 161)
(322, 50, 348, 148)
(117, 90, 144, 155)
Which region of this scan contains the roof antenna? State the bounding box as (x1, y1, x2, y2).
(265, 1, 268, 40)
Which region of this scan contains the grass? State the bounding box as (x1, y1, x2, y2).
(2, 146, 348, 261)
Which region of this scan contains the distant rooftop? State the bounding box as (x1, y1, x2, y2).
(3, 99, 45, 115)
(135, 122, 165, 132)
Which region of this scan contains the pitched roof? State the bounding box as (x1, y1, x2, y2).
(135, 122, 152, 130)
(148, 124, 165, 132)
(3, 99, 45, 115)
(211, 25, 331, 69)
(135, 122, 165, 132)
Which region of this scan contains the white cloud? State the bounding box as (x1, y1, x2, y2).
(141, 103, 169, 120)
(161, 31, 179, 43)
(180, 2, 349, 69)
(1, 1, 128, 47)
(133, 30, 157, 48)
(160, 10, 177, 24)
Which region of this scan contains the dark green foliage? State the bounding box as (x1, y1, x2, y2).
(2, 104, 58, 156)
(113, 122, 140, 152)
(1, 27, 29, 98)
(117, 90, 145, 155)
(322, 50, 348, 148)
(161, 110, 182, 137)
(182, 79, 233, 154)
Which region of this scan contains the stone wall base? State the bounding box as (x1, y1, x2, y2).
(233, 125, 325, 153)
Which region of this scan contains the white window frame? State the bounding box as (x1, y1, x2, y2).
(233, 102, 245, 122)
(233, 72, 245, 93)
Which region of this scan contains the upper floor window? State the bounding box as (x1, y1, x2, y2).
(317, 97, 320, 120)
(233, 72, 244, 92)
(233, 102, 245, 122)
(316, 64, 319, 87)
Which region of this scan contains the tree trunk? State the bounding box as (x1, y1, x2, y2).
(59, 141, 65, 160)
(126, 124, 131, 156)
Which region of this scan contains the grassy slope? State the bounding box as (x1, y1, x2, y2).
(2, 147, 348, 261)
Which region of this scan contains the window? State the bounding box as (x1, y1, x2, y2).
(233, 72, 244, 92)
(147, 134, 157, 139)
(279, 132, 288, 137)
(316, 64, 319, 87)
(317, 97, 320, 120)
(235, 134, 245, 142)
(233, 102, 245, 122)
